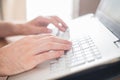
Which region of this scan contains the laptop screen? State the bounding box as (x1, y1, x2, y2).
(96, 0, 120, 39)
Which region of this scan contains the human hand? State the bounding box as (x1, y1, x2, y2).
(16, 16, 68, 35)
(0, 34, 71, 76)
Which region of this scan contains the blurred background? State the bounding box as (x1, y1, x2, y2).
(0, 0, 100, 21)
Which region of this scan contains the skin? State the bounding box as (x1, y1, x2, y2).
(0, 16, 71, 76)
(0, 16, 68, 37)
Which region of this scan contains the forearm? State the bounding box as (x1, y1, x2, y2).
(0, 21, 20, 38)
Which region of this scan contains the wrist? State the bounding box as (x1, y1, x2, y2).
(13, 23, 24, 35)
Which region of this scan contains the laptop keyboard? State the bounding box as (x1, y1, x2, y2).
(67, 36, 102, 67)
(50, 36, 102, 72)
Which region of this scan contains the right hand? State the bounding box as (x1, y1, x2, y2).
(0, 34, 72, 76)
(15, 16, 68, 35)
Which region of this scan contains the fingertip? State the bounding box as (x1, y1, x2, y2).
(55, 51, 64, 58)
(58, 27, 66, 32)
(62, 27, 66, 32)
(62, 23, 68, 28)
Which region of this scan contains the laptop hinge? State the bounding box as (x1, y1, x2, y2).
(114, 40, 120, 48)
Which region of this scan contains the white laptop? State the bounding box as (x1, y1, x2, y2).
(8, 0, 120, 80)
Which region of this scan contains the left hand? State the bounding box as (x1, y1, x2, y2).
(17, 16, 68, 35)
(0, 34, 71, 76)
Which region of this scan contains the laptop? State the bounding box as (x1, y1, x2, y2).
(8, 0, 120, 80)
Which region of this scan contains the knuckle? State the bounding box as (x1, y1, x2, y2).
(48, 36, 56, 41)
(47, 42, 55, 49)
(47, 42, 53, 46)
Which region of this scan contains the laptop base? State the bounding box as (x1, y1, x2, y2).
(58, 61, 120, 80)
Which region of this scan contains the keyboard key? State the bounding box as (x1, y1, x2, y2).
(69, 59, 86, 67)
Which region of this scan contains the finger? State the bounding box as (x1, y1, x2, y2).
(29, 16, 48, 26)
(36, 16, 67, 32)
(33, 34, 53, 39)
(34, 42, 71, 54)
(52, 16, 68, 29)
(47, 17, 64, 31)
(38, 34, 72, 45)
(33, 36, 71, 53)
(38, 36, 72, 44)
(50, 16, 68, 32)
(35, 50, 64, 64)
(47, 43, 71, 51)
